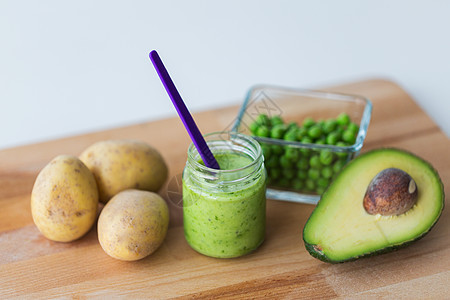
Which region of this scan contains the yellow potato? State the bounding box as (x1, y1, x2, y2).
(31, 155, 99, 242)
(97, 189, 169, 261)
(79, 140, 168, 203)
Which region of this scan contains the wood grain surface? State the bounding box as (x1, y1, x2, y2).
(0, 79, 448, 299)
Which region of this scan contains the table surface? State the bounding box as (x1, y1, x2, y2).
(0, 79, 448, 299)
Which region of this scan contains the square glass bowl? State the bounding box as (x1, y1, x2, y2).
(232, 85, 372, 205)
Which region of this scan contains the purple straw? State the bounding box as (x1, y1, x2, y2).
(149, 50, 220, 170)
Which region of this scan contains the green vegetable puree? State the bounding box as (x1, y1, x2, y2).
(183, 152, 266, 258)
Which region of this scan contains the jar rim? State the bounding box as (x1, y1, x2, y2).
(187, 131, 263, 175)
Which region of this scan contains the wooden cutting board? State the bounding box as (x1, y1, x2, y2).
(0, 79, 448, 299)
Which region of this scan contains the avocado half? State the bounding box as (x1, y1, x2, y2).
(303, 148, 445, 263)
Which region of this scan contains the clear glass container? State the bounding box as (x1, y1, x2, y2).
(233, 85, 372, 205)
(182, 132, 266, 258)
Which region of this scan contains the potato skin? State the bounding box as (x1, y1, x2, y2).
(97, 189, 169, 261)
(79, 140, 168, 203)
(31, 155, 99, 242)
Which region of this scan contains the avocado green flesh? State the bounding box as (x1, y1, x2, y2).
(303, 148, 444, 263)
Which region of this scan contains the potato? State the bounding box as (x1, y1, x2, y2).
(97, 189, 169, 261)
(79, 140, 168, 203)
(31, 155, 99, 242)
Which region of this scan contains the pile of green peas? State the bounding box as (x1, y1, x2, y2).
(249, 113, 360, 195)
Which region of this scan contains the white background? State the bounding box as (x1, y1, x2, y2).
(1, 0, 449, 150)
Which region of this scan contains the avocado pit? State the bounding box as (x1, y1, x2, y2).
(363, 168, 418, 216)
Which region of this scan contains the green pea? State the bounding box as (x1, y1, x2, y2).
(285, 147, 300, 161)
(315, 139, 326, 145)
(284, 129, 298, 141)
(256, 125, 270, 137)
(270, 115, 284, 126)
(323, 119, 337, 134)
(297, 169, 308, 179)
(282, 168, 296, 179)
(305, 179, 316, 190)
(347, 122, 359, 134)
(336, 113, 350, 126)
(296, 157, 309, 170)
(335, 127, 346, 140)
(301, 136, 313, 144)
(316, 186, 326, 195)
(319, 150, 334, 165)
(269, 168, 281, 180)
(249, 122, 259, 135)
(296, 127, 307, 140)
(308, 168, 320, 180)
(265, 156, 279, 168)
(287, 121, 298, 131)
(300, 135, 314, 156)
(326, 131, 340, 145)
(302, 117, 315, 128)
(280, 155, 292, 168)
(336, 141, 349, 158)
(321, 166, 333, 179)
(270, 124, 286, 139)
(300, 148, 311, 156)
(317, 177, 330, 188)
(342, 129, 357, 144)
(256, 114, 271, 126)
(333, 159, 347, 174)
(309, 155, 322, 169)
(308, 125, 323, 139)
(292, 178, 304, 190)
(271, 144, 284, 155)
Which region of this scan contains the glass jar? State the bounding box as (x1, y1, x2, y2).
(182, 132, 266, 258)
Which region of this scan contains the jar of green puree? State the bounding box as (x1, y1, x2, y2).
(182, 132, 266, 258)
